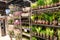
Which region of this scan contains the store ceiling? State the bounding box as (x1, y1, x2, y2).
(0, 0, 12, 3)
(0, 0, 37, 9)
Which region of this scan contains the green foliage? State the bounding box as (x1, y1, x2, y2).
(49, 29, 54, 36)
(9, 31, 14, 37)
(37, 0, 45, 6)
(36, 27, 42, 33)
(45, 0, 53, 5)
(8, 19, 13, 24)
(57, 29, 60, 37)
(31, 14, 37, 21)
(31, 2, 38, 8)
(32, 26, 36, 32)
(52, 0, 59, 3)
(32, 37, 37, 40)
(46, 28, 50, 35)
(37, 0, 53, 6)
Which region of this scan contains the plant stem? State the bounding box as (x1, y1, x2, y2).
(10, 36, 12, 40)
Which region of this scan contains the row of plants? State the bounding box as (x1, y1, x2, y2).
(32, 36, 45, 40)
(31, 0, 60, 9)
(31, 11, 60, 26)
(32, 25, 60, 40)
(32, 37, 37, 40)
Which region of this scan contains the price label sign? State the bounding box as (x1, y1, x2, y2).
(24, 29, 27, 32)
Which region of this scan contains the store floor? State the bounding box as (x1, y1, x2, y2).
(0, 35, 29, 40)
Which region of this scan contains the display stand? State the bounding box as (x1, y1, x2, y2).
(0, 16, 6, 36)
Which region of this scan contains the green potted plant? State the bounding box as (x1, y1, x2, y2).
(46, 28, 50, 39)
(32, 26, 36, 35)
(49, 29, 54, 40)
(52, 13, 58, 25)
(42, 30, 46, 38)
(36, 27, 42, 36)
(52, 0, 59, 3)
(56, 11, 60, 25)
(43, 13, 49, 24)
(40, 30, 43, 37)
(38, 13, 44, 24)
(31, 2, 38, 10)
(58, 17, 60, 25)
(31, 14, 35, 21)
(32, 37, 37, 40)
(37, 0, 45, 6)
(8, 19, 13, 24)
(57, 29, 60, 40)
(46, 13, 54, 25)
(44, 0, 53, 5)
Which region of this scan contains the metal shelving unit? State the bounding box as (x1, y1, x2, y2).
(8, 2, 60, 40)
(30, 6, 60, 40)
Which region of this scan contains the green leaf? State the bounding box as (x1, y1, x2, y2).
(52, 0, 59, 3)
(32, 26, 36, 32)
(32, 37, 37, 40)
(45, 0, 53, 5)
(36, 27, 42, 33)
(37, 0, 45, 6)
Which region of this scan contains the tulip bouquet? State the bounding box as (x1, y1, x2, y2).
(14, 20, 20, 29)
(13, 11, 22, 19)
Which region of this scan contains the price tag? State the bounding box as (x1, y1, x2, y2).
(24, 29, 27, 32)
(58, 23, 60, 25)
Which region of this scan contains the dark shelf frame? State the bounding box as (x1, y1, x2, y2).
(33, 23, 60, 28)
(32, 6, 60, 13)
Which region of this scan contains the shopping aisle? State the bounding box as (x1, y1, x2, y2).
(0, 35, 29, 40)
(0, 35, 15, 40)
